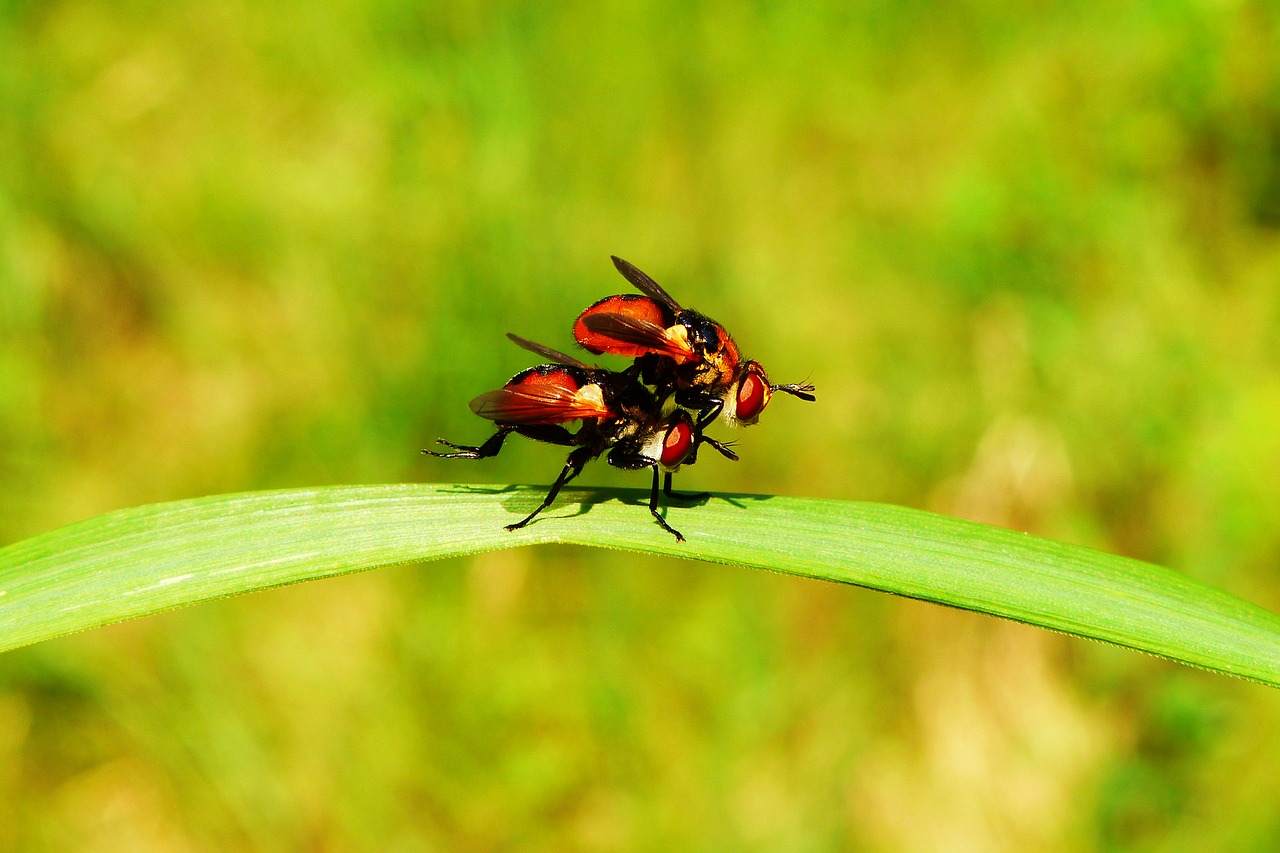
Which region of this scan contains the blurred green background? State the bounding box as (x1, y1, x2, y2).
(3, 0, 1280, 849)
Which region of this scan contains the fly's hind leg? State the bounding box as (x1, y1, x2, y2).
(424, 424, 577, 460)
(513, 424, 577, 447)
(423, 427, 513, 459)
(506, 444, 595, 532)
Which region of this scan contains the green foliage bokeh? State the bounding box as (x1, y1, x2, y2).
(2, 1, 1279, 849)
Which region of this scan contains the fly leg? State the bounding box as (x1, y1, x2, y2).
(693, 398, 724, 430)
(699, 435, 738, 462)
(424, 424, 577, 460)
(506, 444, 596, 532)
(609, 448, 687, 542)
(648, 467, 685, 542)
(513, 424, 578, 446)
(423, 427, 512, 459)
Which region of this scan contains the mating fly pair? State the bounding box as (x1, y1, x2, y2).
(425, 256, 815, 541)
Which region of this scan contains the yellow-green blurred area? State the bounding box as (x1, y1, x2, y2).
(3, 0, 1280, 848)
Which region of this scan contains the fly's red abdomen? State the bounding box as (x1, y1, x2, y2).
(573, 294, 701, 364)
(573, 295, 668, 355)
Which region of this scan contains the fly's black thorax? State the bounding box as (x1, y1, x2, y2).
(678, 311, 740, 396)
(680, 311, 723, 359)
(596, 372, 662, 445)
(603, 415, 666, 468)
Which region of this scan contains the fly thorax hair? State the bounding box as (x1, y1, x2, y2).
(605, 413, 645, 445)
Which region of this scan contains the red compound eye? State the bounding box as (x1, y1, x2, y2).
(660, 421, 694, 467)
(736, 371, 769, 422)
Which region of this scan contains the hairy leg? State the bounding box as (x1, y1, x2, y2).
(648, 467, 685, 542)
(505, 445, 596, 532)
(423, 427, 513, 459)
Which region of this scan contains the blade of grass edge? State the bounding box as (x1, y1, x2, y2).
(0, 484, 1277, 687)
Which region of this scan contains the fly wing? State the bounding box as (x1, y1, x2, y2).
(578, 312, 697, 363)
(573, 292, 694, 362)
(573, 293, 672, 356)
(610, 256, 683, 313)
(506, 332, 589, 368)
(469, 367, 611, 424)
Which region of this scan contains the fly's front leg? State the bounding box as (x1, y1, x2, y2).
(693, 398, 724, 431)
(699, 434, 738, 462)
(673, 388, 723, 431)
(423, 427, 512, 459)
(506, 445, 596, 532)
(663, 471, 709, 503)
(607, 449, 686, 542)
(649, 467, 685, 542)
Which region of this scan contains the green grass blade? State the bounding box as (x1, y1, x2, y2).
(1, 484, 1278, 685)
